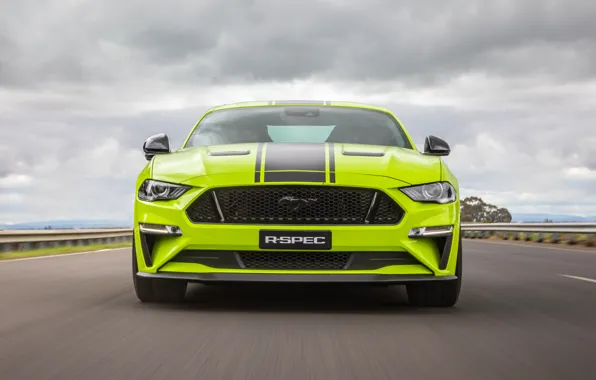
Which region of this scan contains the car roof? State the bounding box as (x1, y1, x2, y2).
(207, 100, 392, 114)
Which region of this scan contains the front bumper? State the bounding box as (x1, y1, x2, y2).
(137, 272, 457, 284)
(134, 174, 460, 281)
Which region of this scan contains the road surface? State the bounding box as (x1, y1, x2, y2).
(1, 240, 596, 380)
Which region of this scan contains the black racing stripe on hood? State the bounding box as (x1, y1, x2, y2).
(264, 143, 326, 171)
(263, 171, 326, 183)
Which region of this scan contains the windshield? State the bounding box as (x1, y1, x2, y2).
(184, 106, 413, 149)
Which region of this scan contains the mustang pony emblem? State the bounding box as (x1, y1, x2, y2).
(278, 196, 318, 211)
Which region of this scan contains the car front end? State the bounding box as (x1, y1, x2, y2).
(132, 102, 462, 307)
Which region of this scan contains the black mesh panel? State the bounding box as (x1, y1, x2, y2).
(238, 251, 351, 270)
(186, 186, 404, 225)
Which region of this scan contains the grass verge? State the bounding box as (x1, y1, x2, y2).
(0, 242, 132, 260)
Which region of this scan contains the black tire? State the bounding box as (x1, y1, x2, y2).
(406, 234, 462, 307)
(132, 241, 187, 303)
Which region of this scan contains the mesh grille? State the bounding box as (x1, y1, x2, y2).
(238, 251, 351, 270)
(186, 185, 404, 225)
(370, 193, 405, 224)
(185, 192, 221, 223)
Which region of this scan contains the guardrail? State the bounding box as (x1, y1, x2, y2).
(0, 229, 133, 253)
(462, 222, 596, 246)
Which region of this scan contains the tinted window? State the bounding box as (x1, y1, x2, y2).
(185, 106, 412, 149)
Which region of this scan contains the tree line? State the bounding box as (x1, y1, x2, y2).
(460, 196, 512, 223)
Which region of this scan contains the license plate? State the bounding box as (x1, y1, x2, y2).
(259, 230, 332, 250)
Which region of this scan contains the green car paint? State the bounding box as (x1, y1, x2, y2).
(133, 100, 462, 307)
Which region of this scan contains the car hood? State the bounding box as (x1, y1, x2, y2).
(151, 142, 442, 185)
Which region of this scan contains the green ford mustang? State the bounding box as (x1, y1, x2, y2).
(133, 100, 462, 307)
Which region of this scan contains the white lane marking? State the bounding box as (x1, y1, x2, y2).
(559, 274, 596, 284)
(0, 248, 125, 263)
(465, 239, 596, 253)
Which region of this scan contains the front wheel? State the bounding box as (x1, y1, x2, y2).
(132, 241, 187, 303)
(406, 235, 462, 307)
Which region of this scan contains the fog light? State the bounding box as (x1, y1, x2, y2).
(139, 223, 182, 236)
(409, 227, 423, 236)
(408, 225, 453, 238)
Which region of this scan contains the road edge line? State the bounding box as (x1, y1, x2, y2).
(559, 274, 596, 284)
(0, 248, 126, 263)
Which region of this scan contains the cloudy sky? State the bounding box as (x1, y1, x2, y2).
(1, 0, 596, 224)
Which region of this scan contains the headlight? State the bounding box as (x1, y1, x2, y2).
(138, 180, 191, 202)
(400, 182, 456, 204)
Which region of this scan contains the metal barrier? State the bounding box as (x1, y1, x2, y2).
(0, 229, 133, 253)
(461, 222, 596, 245)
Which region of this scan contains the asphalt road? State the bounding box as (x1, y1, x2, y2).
(1, 241, 596, 380)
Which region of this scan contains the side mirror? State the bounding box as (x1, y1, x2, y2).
(423, 135, 450, 156)
(143, 133, 170, 161)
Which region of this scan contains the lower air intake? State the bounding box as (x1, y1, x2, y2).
(238, 251, 351, 270)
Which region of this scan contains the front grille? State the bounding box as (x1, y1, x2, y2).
(238, 251, 351, 270)
(186, 185, 404, 225)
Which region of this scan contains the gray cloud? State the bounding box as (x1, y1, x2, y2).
(1, 0, 596, 223)
(3, 0, 596, 87)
